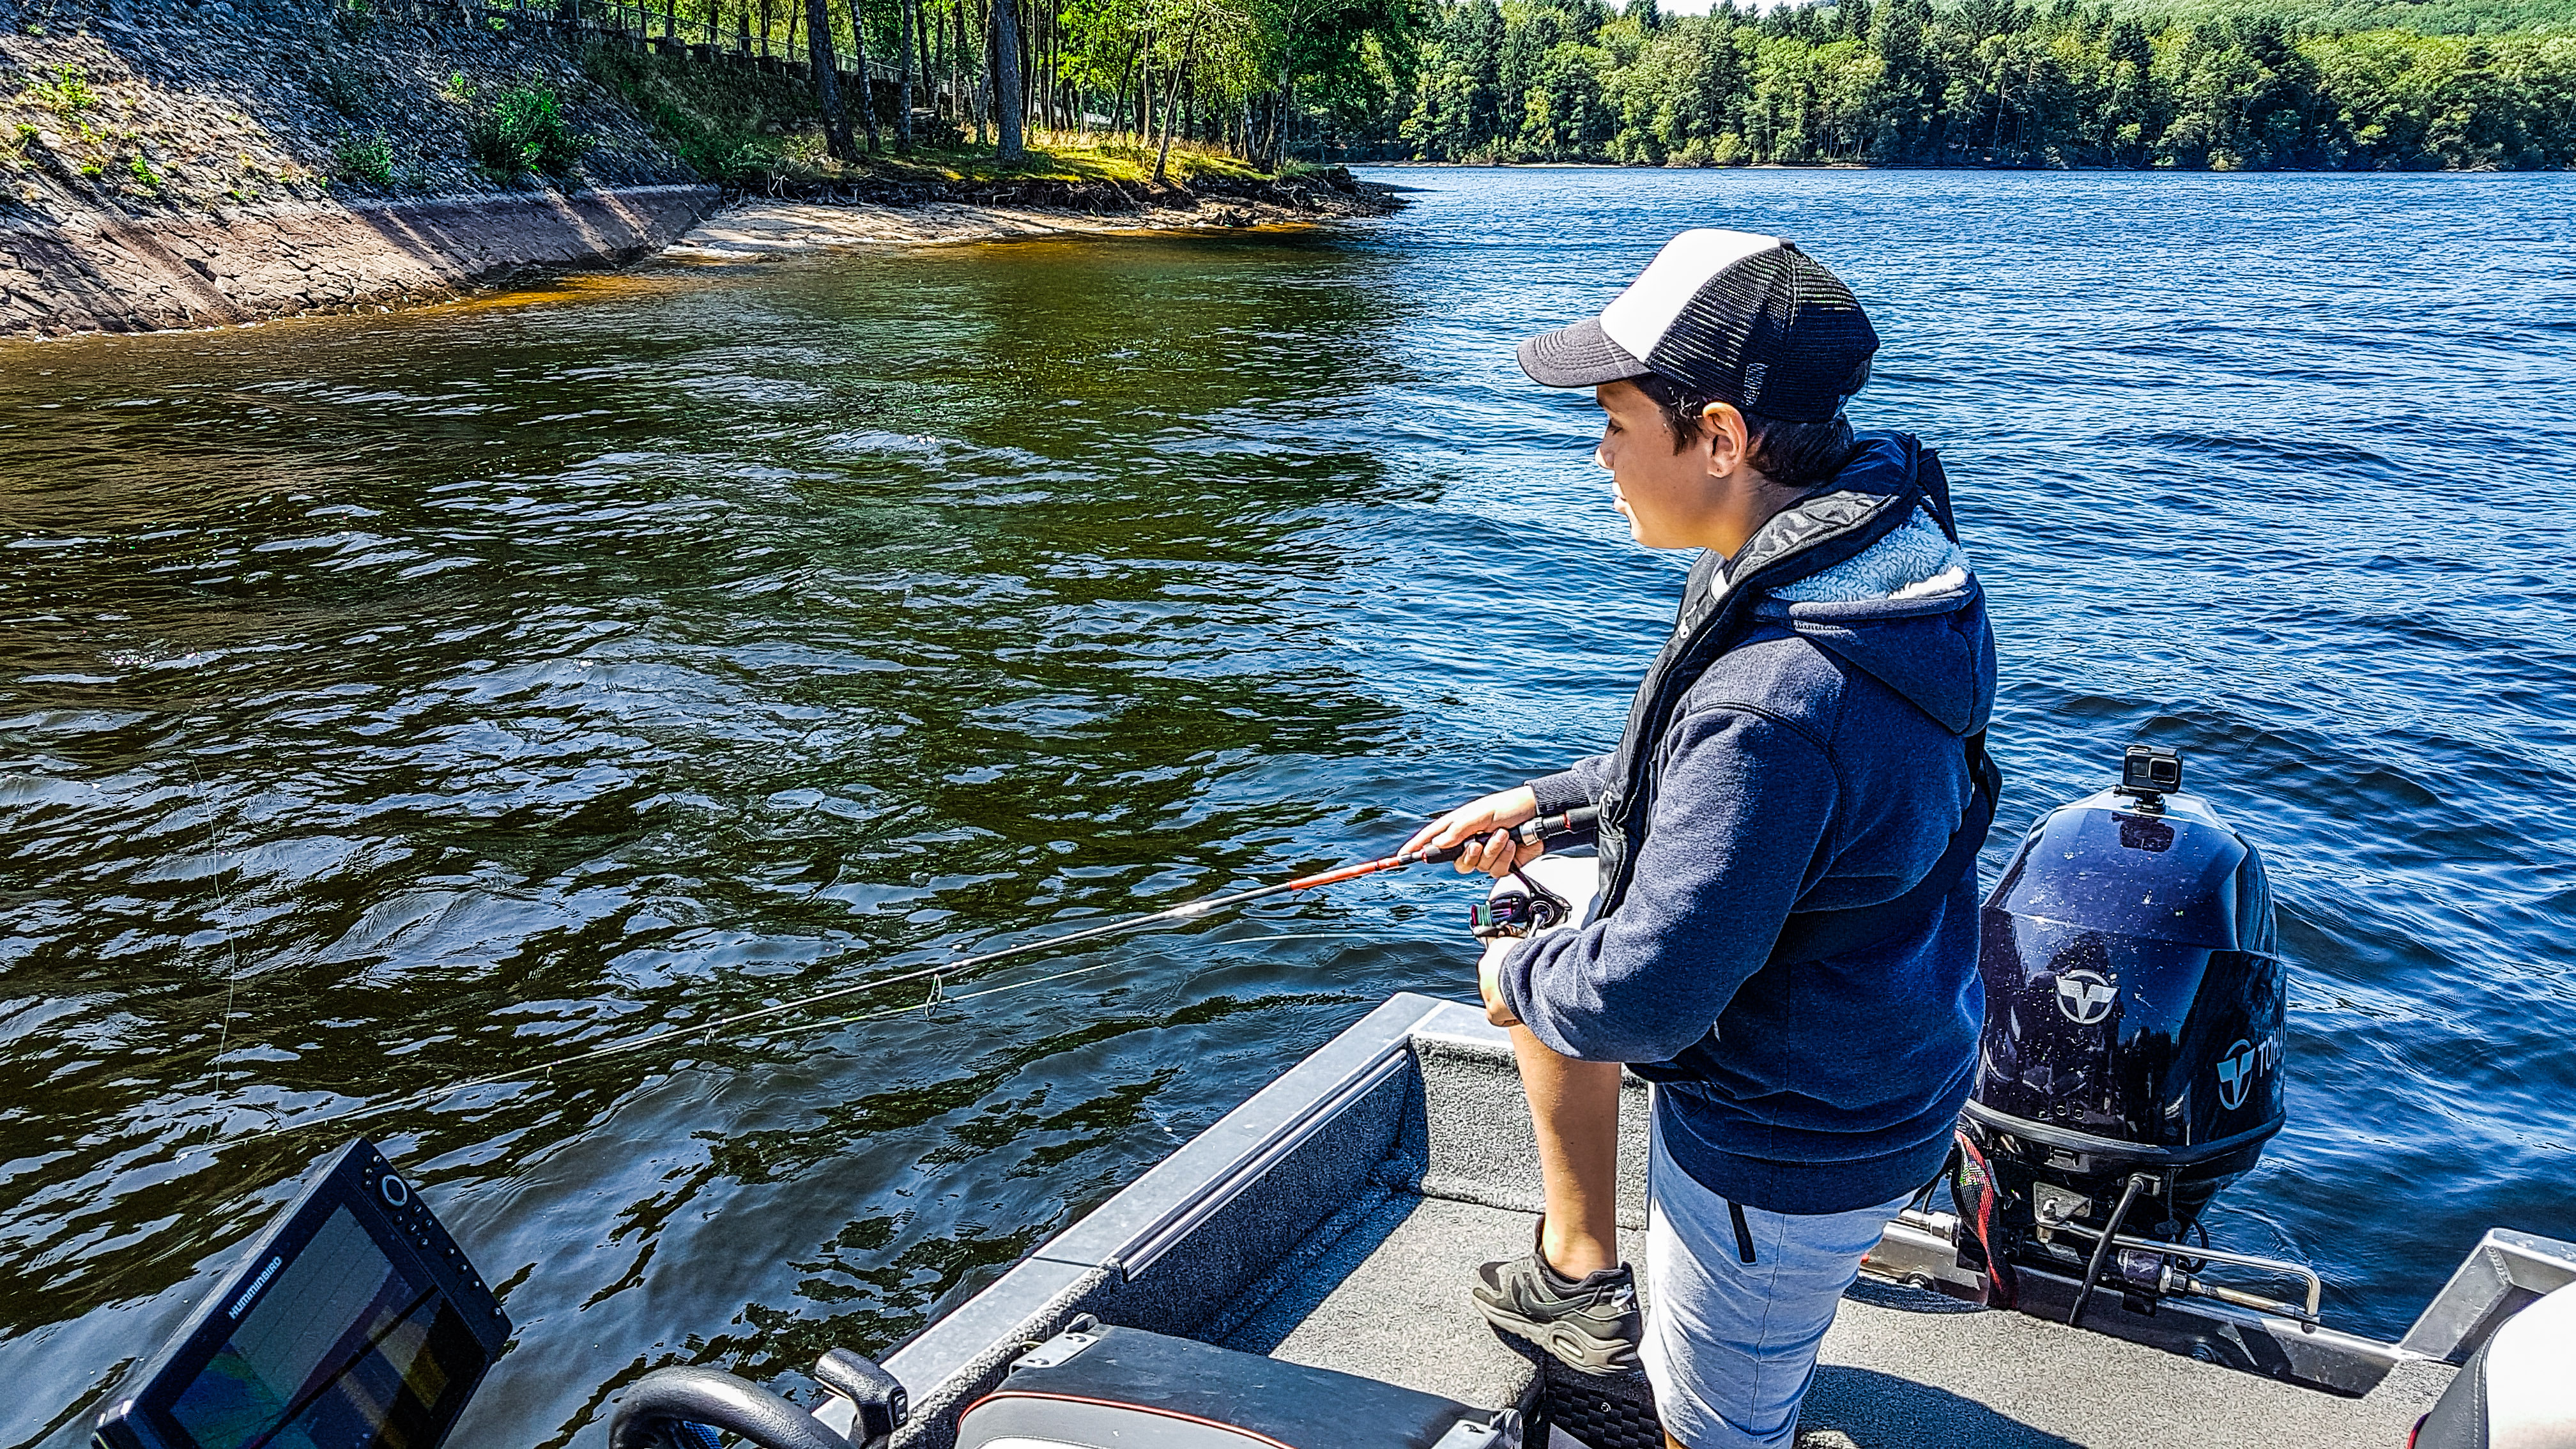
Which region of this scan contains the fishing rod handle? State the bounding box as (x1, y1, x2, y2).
(1414, 805, 1602, 864)
(1518, 805, 1600, 845)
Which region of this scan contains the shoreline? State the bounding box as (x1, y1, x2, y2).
(0, 183, 719, 339)
(666, 187, 1389, 259)
(2, 174, 1396, 340)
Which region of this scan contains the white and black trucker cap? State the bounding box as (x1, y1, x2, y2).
(1517, 229, 1878, 424)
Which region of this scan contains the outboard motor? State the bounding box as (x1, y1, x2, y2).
(1954, 744, 2287, 1321)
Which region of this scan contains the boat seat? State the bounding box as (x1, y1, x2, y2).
(954, 1322, 1513, 1449)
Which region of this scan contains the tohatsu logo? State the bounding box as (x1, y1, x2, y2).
(2055, 969, 2117, 1025)
(2215, 1035, 2283, 1110)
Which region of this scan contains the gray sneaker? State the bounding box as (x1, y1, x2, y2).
(1472, 1230, 1643, 1376)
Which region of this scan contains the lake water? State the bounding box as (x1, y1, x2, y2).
(4, 167, 2573, 1447)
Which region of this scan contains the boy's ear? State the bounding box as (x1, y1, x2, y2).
(1698, 401, 1751, 475)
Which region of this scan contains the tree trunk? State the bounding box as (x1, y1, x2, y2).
(1140, 42, 1155, 146)
(896, 0, 915, 150)
(992, 0, 1023, 156)
(1152, 29, 1197, 183)
(1275, 75, 1294, 169)
(1015, 0, 1032, 141)
(1110, 42, 1139, 137)
(850, 0, 881, 151)
(918, 0, 937, 132)
(974, 0, 990, 145)
(758, 0, 770, 57)
(807, 0, 855, 158)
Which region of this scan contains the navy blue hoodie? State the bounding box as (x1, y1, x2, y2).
(1499, 434, 1998, 1216)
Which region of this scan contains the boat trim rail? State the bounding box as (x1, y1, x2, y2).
(2398, 1227, 2576, 1363)
(1115, 1043, 1414, 1280)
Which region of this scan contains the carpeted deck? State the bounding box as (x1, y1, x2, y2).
(1239, 1186, 2443, 1449)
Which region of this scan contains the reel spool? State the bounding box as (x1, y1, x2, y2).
(1470, 855, 1599, 942)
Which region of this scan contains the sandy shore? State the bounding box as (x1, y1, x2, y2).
(665, 194, 1363, 259)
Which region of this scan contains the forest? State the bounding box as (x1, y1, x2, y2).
(615, 0, 2575, 171)
(1383, 0, 2576, 169)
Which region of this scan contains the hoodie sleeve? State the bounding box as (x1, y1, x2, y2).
(1499, 706, 1838, 1064)
(1527, 752, 1613, 816)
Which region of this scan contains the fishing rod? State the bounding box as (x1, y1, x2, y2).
(267, 806, 1600, 1136)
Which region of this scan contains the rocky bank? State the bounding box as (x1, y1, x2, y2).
(0, 0, 714, 336)
(0, 0, 1398, 339)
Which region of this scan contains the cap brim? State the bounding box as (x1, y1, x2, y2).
(1517, 317, 1651, 388)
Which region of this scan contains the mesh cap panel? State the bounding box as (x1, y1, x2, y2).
(1516, 231, 1879, 422)
(1646, 243, 1876, 422)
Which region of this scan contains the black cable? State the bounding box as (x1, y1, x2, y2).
(2067, 1174, 2148, 1326)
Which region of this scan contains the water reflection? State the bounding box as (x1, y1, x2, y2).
(1, 230, 1429, 1447)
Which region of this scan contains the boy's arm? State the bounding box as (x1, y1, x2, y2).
(1498, 707, 1837, 1064)
(1527, 751, 1614, 816)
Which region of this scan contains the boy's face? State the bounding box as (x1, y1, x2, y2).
(1593, 379, 1729, 551)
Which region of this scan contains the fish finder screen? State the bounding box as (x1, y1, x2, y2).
(163, 1206, 479, 1449)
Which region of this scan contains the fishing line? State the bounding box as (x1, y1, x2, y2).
(256, 928, 1379, 1139)
(251, 809, 1594, 1139)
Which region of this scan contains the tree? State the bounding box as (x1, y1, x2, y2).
(851, 0, 884, 151)
(995, 0, 1027, 155)
(1348, 0, 2576, 171)
(807, 0, 858, 159)
(898, 0, 919, 151)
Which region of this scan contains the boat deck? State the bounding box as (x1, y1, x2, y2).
(870, 994, 2456, 1449)
(1250, 1188, 2448, 1447)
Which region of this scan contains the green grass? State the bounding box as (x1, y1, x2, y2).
(883, 131, 1280, 185)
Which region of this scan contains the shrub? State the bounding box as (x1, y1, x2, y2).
(333, 130, 395, 187)
(466, 86, 590, 179)
(126, 153, 159, 190)
(24, 65, 98, 116)
(310, 66, 371, 116)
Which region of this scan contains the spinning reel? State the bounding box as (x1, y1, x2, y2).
(1469, 868, 1575, 941)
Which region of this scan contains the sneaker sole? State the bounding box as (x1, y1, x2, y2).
(1475, 1295, 1641, 1377)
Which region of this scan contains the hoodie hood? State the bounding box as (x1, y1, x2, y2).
(1747, 441, 1995, 739)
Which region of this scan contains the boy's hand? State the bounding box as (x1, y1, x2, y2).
(1404, 785, 1544, 880)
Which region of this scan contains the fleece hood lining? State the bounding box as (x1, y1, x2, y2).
(1766, 505, 1970, 605)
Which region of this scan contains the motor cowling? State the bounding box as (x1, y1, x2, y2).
(1961, 746, 2283, 1249)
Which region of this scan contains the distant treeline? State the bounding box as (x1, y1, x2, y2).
(1367, 0, 2576, 169)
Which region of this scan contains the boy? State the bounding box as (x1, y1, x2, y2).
(1402, 230, 1998, 1449)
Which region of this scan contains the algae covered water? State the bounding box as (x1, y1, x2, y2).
(3, 169, 2573, 1447)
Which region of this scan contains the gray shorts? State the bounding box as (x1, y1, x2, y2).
(1643, 1101, 1907, 1449)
